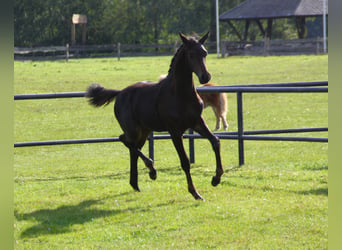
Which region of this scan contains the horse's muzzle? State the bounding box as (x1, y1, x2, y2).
(199, 72, 211, 84)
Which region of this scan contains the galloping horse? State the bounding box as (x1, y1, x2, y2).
(86, 32, 223, 200)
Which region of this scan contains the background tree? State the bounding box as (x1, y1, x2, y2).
(14, 0, 304, 47)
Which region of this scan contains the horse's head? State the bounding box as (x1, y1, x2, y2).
(179, 32, 211, 84)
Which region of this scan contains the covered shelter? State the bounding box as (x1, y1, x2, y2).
(219, 0, 328, 41)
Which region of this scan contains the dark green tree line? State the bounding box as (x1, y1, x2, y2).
(14, 0, 301, 47)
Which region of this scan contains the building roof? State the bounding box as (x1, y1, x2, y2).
(219, 0, 328, 20)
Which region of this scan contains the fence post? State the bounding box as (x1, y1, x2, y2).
(316, 37, 320, 54)
(237, 92, 245, 166)
(117, 42, 121, 61)
(148, 132, 154, 161)
(188, 129, 195, 163)
(65, 43, 69, 62)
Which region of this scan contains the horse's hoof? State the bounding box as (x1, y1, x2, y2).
(149, 170, 157, 180)
(194, 193, 205, 201)
(190, 190, 204, 200)
(211, 176, 221, 186)
(130, 183, 141, 192)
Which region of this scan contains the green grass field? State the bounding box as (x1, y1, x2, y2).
(14, 54, 328, 249)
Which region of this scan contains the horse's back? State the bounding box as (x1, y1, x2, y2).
(114, 81, 165, 131)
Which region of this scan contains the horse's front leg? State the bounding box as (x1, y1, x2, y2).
(193, 117, 224, 186)
(129, 148, 140, 191)
(136, 148, 156, 180)
(170, 131, 203, 200)
(212, 107, 221, 131)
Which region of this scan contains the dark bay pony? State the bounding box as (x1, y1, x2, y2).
(86, 32, 223, 200)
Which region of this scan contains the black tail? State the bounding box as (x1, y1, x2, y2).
(86, 83, 120, 107)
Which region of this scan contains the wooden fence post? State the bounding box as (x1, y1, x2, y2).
(117, 42, 121, 61)
(316, 37, 320, 54)
(65, 43, 69, 62)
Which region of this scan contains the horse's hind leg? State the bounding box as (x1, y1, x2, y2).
(119, 134, 157, 182)
(170, 131, 203, 200)
(194, 118, 223, 186)
(128, 148, 140, 191)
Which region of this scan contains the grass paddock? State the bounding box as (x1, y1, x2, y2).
(14, 54, 328, 249)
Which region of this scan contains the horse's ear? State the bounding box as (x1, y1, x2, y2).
(199, 31, 210, 44)
(179, 32, 189, 45)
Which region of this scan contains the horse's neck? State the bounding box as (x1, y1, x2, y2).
(168, 51, 196, 96)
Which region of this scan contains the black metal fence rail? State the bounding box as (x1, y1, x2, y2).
(14, 127, 328, 147)
(14, 81, 328, 166)
(14, 92, 85, 100)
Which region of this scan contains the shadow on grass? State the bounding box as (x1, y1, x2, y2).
(15, 193, 174, 239)
(15, 199, 118, 238)
(220, 163, 328, 197)
(295, 187, 328, 196)
(222, 178, 328, 197)
(302, 164, 328, 171)
(15, 171, 130, 183)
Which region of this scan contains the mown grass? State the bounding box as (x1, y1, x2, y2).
(14, 54, 328, 249)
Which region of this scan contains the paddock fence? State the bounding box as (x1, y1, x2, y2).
(221, 38, 328, 57)
(14, 42, 187, 61)
(14, 38, 327, 61)
(14, 81, 328, 166)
